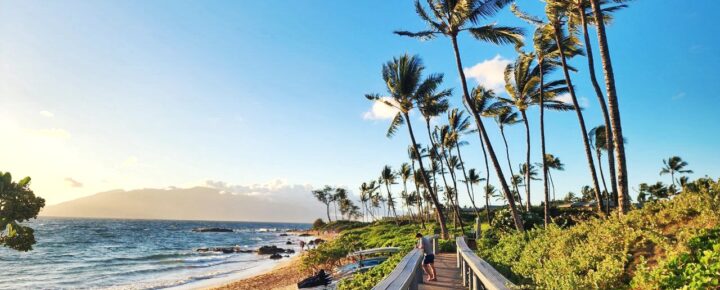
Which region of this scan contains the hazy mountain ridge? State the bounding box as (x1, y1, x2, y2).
(40, 186, 324, 223)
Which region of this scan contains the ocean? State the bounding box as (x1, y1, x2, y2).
(0, 217, 311, 289)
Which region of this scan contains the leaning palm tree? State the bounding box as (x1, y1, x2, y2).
(563, 0, 629, 211)
(542, 154, 564, 202)
(587, 0, 631, 214)
(312, 185, 333, 223)
(365, 54, 449, 237)
(468, 86, 498, 208)
(545, 2, 604, 213)
(660, 156, 693, 187)
(484, 184, 499, 222)
(380, 165, 398, 219)
(396, 0, 525, 231)
(359, 181, 379, 221)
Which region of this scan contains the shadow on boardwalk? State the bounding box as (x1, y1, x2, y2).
(419, 253, 462, 290)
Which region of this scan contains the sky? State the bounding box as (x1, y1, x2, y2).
(1, 0, 719, 209)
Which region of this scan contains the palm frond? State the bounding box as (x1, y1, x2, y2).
(387, 112, 406, 138)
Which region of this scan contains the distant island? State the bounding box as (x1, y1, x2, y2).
(40, 186, 324, 223)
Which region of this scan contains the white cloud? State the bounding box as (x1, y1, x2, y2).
(204, 179, 314, 201)
(64, 177, 84, 188)
(556, 93, 590, 109)
(362, 97, 400, 120)
(30, 128, 71, 139)
(464, 55, 511, 93)
(40, 110, 55, 118)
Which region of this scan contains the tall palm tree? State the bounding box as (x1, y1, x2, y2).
(546, 2, 604, 213)
(447, 108, 481, 217)
(660, 156, 693, 187)
(468, 86, 497, 209)
(396, 0, 526, 231)
(490, 104, 522, 200)
(365, 55, 449, 237)
(333, 188, 349, 220)
(408, 145, 427, 226)
(380, 165, 398, 219)
(399, 163, 414, 219)
(435, 125, 465, 231)
(587, 0, 631, 214)
(484, 184, 498, 222)
(499, 52, 571, 211)
(563, 0, 629, 210)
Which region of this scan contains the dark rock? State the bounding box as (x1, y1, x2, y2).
(285, 249, 295, 254)
(298, 233, 311, 237)
(279, 233, 289, 237)
(269, 253, 283, 259)
(286, 241, 293, 245)
(196, 246, 252, 254)
(257, 245, 286, 255)
(192, 227, 233, 233)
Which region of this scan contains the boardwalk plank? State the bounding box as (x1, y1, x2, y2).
(418, 253, 462, 290)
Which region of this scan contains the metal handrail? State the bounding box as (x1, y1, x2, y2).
(372, 235, 438, 290)
(456, 237, 516, 290)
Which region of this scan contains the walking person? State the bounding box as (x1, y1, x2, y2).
(416, 233, 437, 282)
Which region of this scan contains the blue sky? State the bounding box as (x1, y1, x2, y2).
(1, 0, 719, 207)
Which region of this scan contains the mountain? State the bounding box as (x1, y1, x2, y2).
(40, 186, 326, 223)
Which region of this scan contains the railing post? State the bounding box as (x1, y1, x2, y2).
(472, 274, 479, 290)
(462, 259, 467, 287)
(475, 217, 481, 240)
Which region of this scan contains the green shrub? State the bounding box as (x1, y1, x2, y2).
(476, 178, 720, 289)
(312, 218, 327, 230)
(632, 228, 720, 289)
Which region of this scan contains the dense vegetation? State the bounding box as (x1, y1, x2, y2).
(476, 178, 720, 289)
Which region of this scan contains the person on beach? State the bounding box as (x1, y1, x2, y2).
(299, 240, 306, 251)
(416, 233, 436, 282)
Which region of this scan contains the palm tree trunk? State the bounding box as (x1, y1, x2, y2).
(539, 58, 550, 227)
(520, 110, 532, 211)
(552, 23, 604, 213)
(485, 189, 492, 223)
(589, 0, 629, 214)
(597, 149, 610, 214)
(442, 147, 466, 235)
(326, 203, 331, 223)
(579, 5, 619, 208)
(500, 127, 522, 203)
(437, 146, 460, 230)
(403, 112, 449, 238)
(385, 182, 398, 222)
(410, 160, 426, 228)
(455, 144, 481, 217)
(450, 35, 524, 231)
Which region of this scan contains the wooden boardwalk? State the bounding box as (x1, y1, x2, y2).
(418, 253, 463, 290)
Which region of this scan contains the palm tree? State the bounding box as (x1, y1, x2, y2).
(408, 145, 427, 226)
(434, 125, 465, 231)
(380, 165, 398, 219)
(585, 0, 631, 215)
(660, 156, 693, 187)
(468, 86, 497, 209)
(589, 125, 612, 211)
(448, 108, 481, 217)
(484, 184, 499, 221)
(490, 104, 522, 200)
(396, 0, 525, 231)
(359, 181, 379, 221)
(563, 0, 629, 211)
(312, 185, 334, 223)
(543, 154, 565, 202)
(365, 54, 449, 237)
(466, 168, 488, 222)
(545, 2, 604, 213)
(399, 163, 414, 219)
(499, 52, 571, 211)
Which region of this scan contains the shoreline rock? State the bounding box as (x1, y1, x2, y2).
(192, 227, 234, 233)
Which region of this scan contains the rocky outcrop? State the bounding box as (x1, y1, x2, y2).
(196, 246, 252, 254)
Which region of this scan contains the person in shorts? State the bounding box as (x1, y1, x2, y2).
(416, 233, 436, 282)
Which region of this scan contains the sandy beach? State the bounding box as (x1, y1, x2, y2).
(210, 231, 337, 290)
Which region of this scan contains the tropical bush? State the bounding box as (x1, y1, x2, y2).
(312, 218, 327, 230)
(0, 172, 45, 252)
(476, 178, 720, 289)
